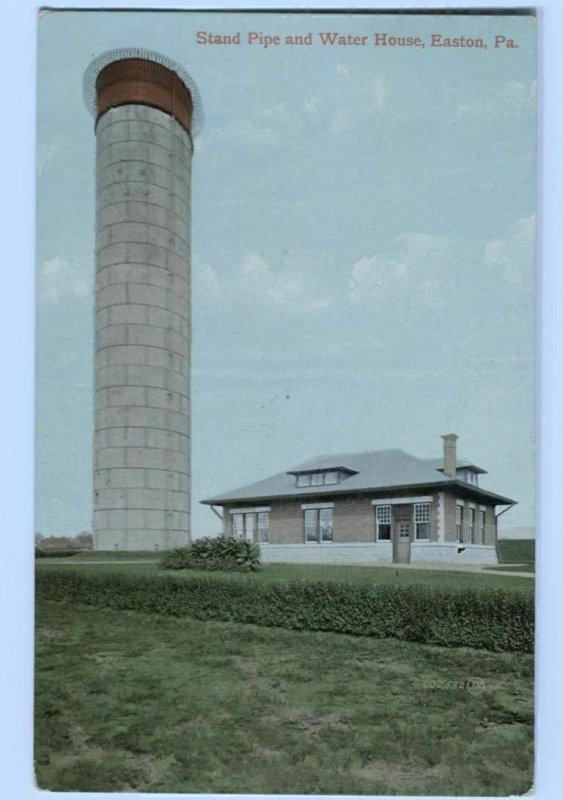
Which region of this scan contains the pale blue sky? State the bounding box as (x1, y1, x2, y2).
(36, 10, 537, 536)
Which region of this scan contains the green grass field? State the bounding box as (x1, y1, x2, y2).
(35, 599, 534, 795)
(35, 559, 534, 592)
(44, 538, 536, 577)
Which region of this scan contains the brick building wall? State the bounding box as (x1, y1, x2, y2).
(442, 495, 497, 546)
(225, 491, 498, 550)
(269, 501, 304, 544)
(333, 496, 375, 542)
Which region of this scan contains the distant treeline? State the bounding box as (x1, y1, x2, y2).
(36, 532, 93, 553)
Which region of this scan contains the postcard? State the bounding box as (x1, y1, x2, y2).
(35, 8, 536, 795)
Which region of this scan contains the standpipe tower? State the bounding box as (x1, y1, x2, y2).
(84, 50, 202, 550)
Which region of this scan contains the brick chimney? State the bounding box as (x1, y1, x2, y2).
(441, 433, 458, 478)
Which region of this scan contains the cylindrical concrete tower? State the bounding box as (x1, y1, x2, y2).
(84, 51, 201, 551)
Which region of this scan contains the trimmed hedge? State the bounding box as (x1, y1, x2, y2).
(36, 570, 534, 653)
(159, 537, 260, 572)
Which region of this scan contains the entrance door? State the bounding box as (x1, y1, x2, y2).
(392, 507, 412, 564)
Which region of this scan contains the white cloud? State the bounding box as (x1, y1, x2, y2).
(269, 275, 305, 304)
(305, 73, 387, 135)
(204, 102, 307, 150)
(349, 217, 535, 314)
(349, 232, 452, 308)
(304, 96, 323, 115)
(224, 120, 282, 146)
(456, 79, 536, 118)
(501, 79, 537, 110)
(197, 251, 332, 314)
(198, 261, 222, 296)
(260, 103, 287, 118)
(483, 214, 536, 287)
(241, 252, 314, 310)
(242, 253, 269, 275)
(38, 257, 90, 304)
(205, 119, 282, 148)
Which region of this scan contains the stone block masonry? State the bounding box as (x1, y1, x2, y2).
(92, 93, 193, 551)
(259, 543, 498, 566)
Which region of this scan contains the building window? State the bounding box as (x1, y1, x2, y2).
(304, 507, 333, 543)
(245, 513, 256, 541)
(296, 471, 340, 487)
(258, 511, 269, 543)
(232, 513, 244, 539)
(375, 504, 391, 541)
(456, 504, 463, 543)
(479, 509, 486, 544)
(414, 503, 431, 540)
(469, 508, 476, 544)
(231, 511, 269, 543)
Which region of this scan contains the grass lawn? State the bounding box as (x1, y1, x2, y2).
(35, 599, 534, 795)
(35, 559, 534, 592)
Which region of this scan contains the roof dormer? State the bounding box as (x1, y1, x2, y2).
(287, 466, 358, 489)
(456, 466, 485, 486)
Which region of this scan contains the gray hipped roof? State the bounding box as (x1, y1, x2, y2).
(202, 449, 515, 506)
